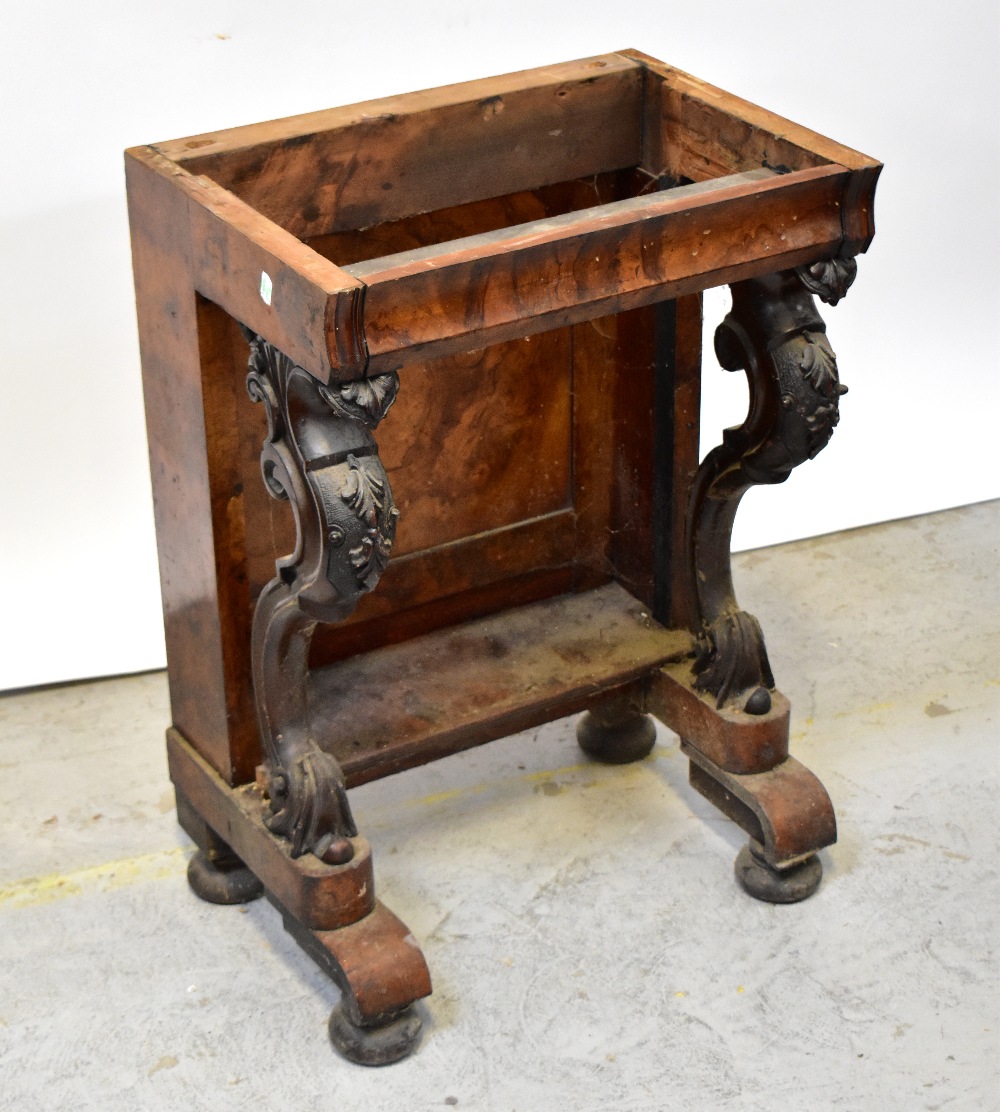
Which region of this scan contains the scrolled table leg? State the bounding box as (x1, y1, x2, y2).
(678, 258, 857, 898)
(688, 260, 856, 716)
(236, 332, 431, 1058)
(243, 329, 399, 863)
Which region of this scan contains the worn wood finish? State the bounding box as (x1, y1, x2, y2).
(665, 294, 703, 630)
(125, 147, 364, 384)
(312, 566, 577, 666)
(167, 729, 375, 931)
(134, 51, 879, 384)
(683, 743, 837, 868)
(311, 583, 691, 787)
(243, 332, 401, 865)
(622, 48, 882, 253)
(647, 662, 789, 775)
(305, 173, 626, 269)
(157, 55, 643, 239)
(126, 151, 258, 783)
(129, 50, 880, 1062)
(279, 899, 432, 1028)
(349, 166, 850, 372)
(686, 266, 853, 719)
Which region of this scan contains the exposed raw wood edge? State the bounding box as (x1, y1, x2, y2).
(618, 48, 880, 171)
(124, 146, 365, 383)
(347, 170, 777, 281)
(153, 53, 642, 161)
(357, 166, 847, 373)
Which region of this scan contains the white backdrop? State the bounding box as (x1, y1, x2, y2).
(2, 2, 997, 691)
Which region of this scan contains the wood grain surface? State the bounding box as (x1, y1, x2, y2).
(310, 583, 692, 786)
(157, 54, 643, 239)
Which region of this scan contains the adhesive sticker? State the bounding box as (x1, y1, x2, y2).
(259, 271, 273, 305)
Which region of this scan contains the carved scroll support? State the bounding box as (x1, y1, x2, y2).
(687, 258, 856, 717)
(244, 330, 399, 865)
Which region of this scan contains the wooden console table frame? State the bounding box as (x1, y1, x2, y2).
(127, 49, 880, 1065)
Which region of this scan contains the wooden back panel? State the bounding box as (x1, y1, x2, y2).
(210, 173, 700, 671)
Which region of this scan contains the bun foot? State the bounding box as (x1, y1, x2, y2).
(328, 1002, 423, 1066)
(186, 849, 263, 905)
(735, 841, 823, 904)
(577, 705, 656, 765)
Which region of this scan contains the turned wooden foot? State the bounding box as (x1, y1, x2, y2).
(576, 712, 656, 764)
(735, 840, 823, 903)
(186, 848, 263, 905)
(576, 696, 656, 765)
(328, 1003, 423, 1066)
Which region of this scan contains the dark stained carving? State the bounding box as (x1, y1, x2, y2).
(687, 266, 854, 713)
(319, 376, 399, 426)
(795, 255, 858, 306)
(692, 610, 774, 713)
(244, 328, 399, 862)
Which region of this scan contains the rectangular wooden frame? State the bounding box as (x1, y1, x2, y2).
(137, 49, 878, 384)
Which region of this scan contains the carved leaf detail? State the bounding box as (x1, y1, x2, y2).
(693, 610, 775, 710)
(341, 375, 398, 419)
(340, 454, 385, 526)
(320, 372, 400, 427)
(339, 456, 398, 586)
(349, 526, 395, 583)
(263, 752, 357, 860)
(799, 333, 842, 398)
(796, 257, 858, 305)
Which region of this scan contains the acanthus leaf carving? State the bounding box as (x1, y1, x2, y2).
(319, 372, 400, 427)
(795, 256, 858, 306)
(341, 453, 386, 525)
(262, 750, 357, 864)
(693, 611, 774, 714)
(799, 331, 846, 399)
(340, 453, 399, 587)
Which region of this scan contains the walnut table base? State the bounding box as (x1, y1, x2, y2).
(127, 49, 880, 1063)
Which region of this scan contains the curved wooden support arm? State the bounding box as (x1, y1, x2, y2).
(688, 258, 857, 714)
(244, 330, 399, 863)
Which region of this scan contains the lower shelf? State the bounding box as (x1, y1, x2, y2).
(312, 581, 692, 787)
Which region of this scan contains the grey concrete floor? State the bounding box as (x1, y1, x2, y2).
(1, 503, 997, 1111)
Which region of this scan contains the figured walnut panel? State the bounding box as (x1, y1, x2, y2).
(236, 328, 573, 607)
(237, 179, 637, 621)
(351, 168, 847, 372)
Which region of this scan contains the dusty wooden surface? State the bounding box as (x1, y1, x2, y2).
(312, 583, 691, 786)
